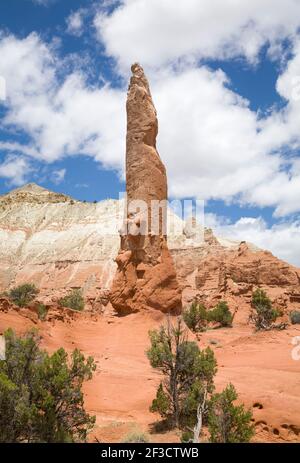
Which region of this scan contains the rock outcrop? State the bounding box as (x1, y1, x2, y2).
(176, 240, 300, 323)
(110, 63, 182, 314)
(0, 183, 122, 311)
(0, 182, 299, 316)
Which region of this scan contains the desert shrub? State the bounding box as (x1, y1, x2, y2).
(8, 283, 39, 307)
(0, 329, 96, 442)
(59, 289, 84, 311)
(251, 289, 279, 330)
(183, 302, 208, 332)
(37, 303, 48, 321)
(208, 383, 254, 443)
(147, 318, 217, 428)
(208, 301, 233, 327)
(290, 310, 300, 325)
(147, 319, 254, 443)
(184, 301, 233, 331)
(122, 430, 150, 443)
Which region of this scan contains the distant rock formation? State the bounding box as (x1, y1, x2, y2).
(0, 183, 121, 311)
(175, 240, 300, 324)
(110, 63, 182, 314)
(0, 182, 299, 316)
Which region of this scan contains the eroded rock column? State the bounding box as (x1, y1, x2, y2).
(110, 63, 182, 314)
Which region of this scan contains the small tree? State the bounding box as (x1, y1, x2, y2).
(250, 289, 279, 330)
(0, 329, 96, 442)
(183, 302, 208, 332)
(208, 301, 233, 327)
(147, 318, 217, 428)
(208, 383, 254, 443)
(8, 283, 39, 307)
(59, 289, 84, 311)
(147, 319, 255, 443)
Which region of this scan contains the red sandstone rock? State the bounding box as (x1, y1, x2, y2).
(110, 63, 182, 314)
(180, 240, 300, 320)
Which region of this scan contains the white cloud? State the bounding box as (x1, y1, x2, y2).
(92, 0, 300, 217)
(0, 32, 126, 170)
(0, 8, 299, 265)
(245, 40, 300, 216)
(205, 213, 300, 267)
(0, 155, 33, 186)
(94, 0, 300, 71)
(66, 10, 85, 37)
(0, 142, 38, 158)
(152, 67, 280, 201)
(0, 26, 300, 218)
(51, 168, 66, 184)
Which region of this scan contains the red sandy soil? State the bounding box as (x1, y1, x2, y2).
(0, 306, 300, 443)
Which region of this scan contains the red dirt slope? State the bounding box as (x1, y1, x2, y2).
(0, 303, 299, 443)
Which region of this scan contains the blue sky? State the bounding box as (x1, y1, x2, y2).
(0, 0, 300, 265)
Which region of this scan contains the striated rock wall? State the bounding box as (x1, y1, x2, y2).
(0, 183, 299, 316)
(178, 241, 300, 323)
(0, 183, 121, 310)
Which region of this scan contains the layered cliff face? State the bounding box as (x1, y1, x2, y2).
(0, 182, 299, 317)
(175, 240, 300, 322)
(110, 63, 182, 314)
(0, 183, 121, 310)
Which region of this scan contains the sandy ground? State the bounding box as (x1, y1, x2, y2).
(0, 307, 300, 443)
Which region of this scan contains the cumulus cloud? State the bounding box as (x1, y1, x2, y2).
(0, 155, 33, 186)
(94, 0, 300, 71)
(0, 32, 126, 170)
(0, 31, 300, 216)
(93, 0, 300, 217)
(205, 213, 300, 267)
(66, 9, 86, 37)
(153, 67, 278, 200)
(0, 5, 299, 264)
(51, 168, 66, 184)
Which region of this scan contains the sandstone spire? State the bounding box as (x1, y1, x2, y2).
(110, 63, 182, 314)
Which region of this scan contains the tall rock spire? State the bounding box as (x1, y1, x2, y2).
(110, 63, 182, 314)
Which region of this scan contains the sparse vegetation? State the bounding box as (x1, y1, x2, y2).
(147, 318, 253, 443)
(250, 289, 283, 330)
(290, 310, 300, 324)
(183, 300, 233, 332)
(7, 283, 39, 307)
(59, 289, 84, 311)
(0, 329, 96, 442)
(207, 301, 233, 327)
(183, 301, 208, 332)
(208, 384, 254, 443)
(147, 318, 216, 428)
(122, 429, 150, 443)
